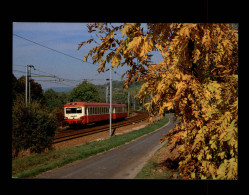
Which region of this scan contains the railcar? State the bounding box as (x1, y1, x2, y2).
(64, 102, 127, 126)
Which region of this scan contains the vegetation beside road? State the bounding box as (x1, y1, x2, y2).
(135, 141, 179, 179)
(12, 116, 169, 178)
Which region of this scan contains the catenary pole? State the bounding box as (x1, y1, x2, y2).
(109, 67, 112, 137)
(128, 91, 130, 117)
(106, 85, 108, 103)
(29, 66, 31, 104)
(25, 65, 28, 106)
(28, 65, 34, 104)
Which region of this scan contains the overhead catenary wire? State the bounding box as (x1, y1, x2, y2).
(13, 66, 109, 88)
(13, 33, 125, 88)
(13, 33, 99, 67)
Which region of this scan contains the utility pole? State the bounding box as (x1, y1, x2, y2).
(109, 67, 112, 137)
(106, 85, 109, 103)
(28, 65, 35, 104)
(25, 65, 28, 106)
(128, 91, 130, 117)
(25, 65, 34, 106)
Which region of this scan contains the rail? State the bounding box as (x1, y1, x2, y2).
(53, 111, 149, 144)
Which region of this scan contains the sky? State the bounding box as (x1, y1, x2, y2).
(12, 22, 162, 90)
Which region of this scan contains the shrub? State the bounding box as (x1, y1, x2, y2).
(12, 97, 57, 158)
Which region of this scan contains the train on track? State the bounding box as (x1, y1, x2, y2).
(64, 102, 127, 126)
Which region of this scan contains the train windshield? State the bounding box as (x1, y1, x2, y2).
(66, 107, 82, 114)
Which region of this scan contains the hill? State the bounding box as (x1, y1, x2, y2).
(43, 86, 74, 93)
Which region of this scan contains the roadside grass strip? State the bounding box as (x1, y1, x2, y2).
(12, 117, 169, 178)
(135, 141, 179, 179)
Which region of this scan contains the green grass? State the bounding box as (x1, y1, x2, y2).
(135, 141, 179, 179)
(12, 116, 169, 178)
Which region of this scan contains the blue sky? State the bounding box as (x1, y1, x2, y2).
(12, 22, 162, 89)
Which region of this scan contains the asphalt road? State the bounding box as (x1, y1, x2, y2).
(36, 114, 177, 179)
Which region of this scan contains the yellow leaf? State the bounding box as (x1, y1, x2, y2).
(127, 36, 142, 52)
(121, 23, 135, 37)
(111, 54, 121, 67)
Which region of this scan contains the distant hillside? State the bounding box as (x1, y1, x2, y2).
(43, 86, 74, 93)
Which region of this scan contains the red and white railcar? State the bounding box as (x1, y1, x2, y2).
(64, 102, 127, 126)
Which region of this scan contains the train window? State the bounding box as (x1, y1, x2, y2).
(76, 107, 82, 113)
(66, 108, 71, 114)
(66, 107, 83, 114)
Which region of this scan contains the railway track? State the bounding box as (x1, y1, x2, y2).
(53, 111, 149, 144)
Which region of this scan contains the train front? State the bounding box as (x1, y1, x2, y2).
(64, 102, 86, 126)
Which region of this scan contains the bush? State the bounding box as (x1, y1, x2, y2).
(51, 106, 67, 127)
(12, 97, 57, 158)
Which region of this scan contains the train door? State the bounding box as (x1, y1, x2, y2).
(85, 107, 89, 123)
(113, 107, 116, 119)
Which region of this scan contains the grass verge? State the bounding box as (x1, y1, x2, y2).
(135, 142, 179, 179)
(12, 116, 169, 178)
(135, 140, 179, 179)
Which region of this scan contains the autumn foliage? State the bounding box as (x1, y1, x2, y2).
(79, 23, 238, 179)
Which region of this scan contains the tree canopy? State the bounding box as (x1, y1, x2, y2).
(12, 74, 44, 102)
(69, 80, 102, 102)
(79, 23, 238, 179)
